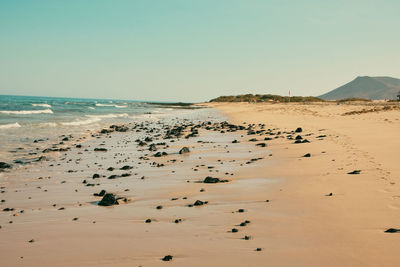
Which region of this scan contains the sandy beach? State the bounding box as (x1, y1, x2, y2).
(1, 102, 400, 266)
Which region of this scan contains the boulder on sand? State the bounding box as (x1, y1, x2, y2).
(203, 176, 228, 183)
(98, 193, 119, 206)
(0, 162, 12, 170)
(179, 147, 190, 154)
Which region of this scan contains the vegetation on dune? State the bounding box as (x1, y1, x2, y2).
(209, 94, 324, 103)
(336, 98, 372, 103)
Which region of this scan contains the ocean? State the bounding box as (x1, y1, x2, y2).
(0, 95, 201, 163)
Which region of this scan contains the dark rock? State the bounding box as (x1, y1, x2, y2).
(138, 141, 147, 146)
(256, 143, 267, 147)
(154, 152, 168, 157)
(156, 205, 163, 210)
(295, 127, 302, 133)
(179, 147, 190, 154)
(113, 125, 129, 132)
(193, 200, 206, 206)
(203, 176, 229, 183)
(100, 128, 113, 134)
(303, 153, 311, 157)
(148, 144, 157, 151)
(231, 228, 239, 233)
(0, 162, 12, 170)
(161, 255, 173, 261)
(348, 170, 361, 175)
(326, 192, 333, 196)
(94, 148, 107, 152)
(145, 219, 152, 223)
(94, 190, 106, 197)
(385, 228, 400, 233)
(232, 140, 239, 143)
(98, 193, 119, 206)
(3, 208, 14, 212)
(92, 173, 100, 179)
(107, 167, 114, 171)
(255, 248, 262, 251)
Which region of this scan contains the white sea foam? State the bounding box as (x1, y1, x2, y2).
(39, 122, 58, 127)
(61, 117, 102, 126)
(95, 103, 114, 107)
(0, 122, 21, 129)
(0, 109, 53, 115)
(95, 103, 127, 108)
(88, 107, 95, 110)
(59, 113, 128, 126)
(85, 113, 129, 119)
(32, 103, 52, 108)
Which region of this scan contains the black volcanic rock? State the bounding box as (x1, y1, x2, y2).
(94, 190, 106, 197)
(98, 193, 119, 206)
(0, 162, 12, 170)
(179, 147, 190, 154)
(385, 228, 400, 233)
(161, 255, 173, 261)
(203, 176, 228, 183)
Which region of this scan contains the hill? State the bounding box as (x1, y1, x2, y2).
(320, 76, 400, 100)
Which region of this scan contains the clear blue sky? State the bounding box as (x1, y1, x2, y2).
(0, 0, 399, 102)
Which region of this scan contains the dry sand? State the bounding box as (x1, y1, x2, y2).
(1, 102, 400, 266)
(207, 101, 400, 266)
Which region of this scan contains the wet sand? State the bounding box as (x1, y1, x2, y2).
(0, 110, 275, 266)
(1, 102, 400, 266)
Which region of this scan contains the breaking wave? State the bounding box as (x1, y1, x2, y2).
(95, 103, 127, 108)
(0, 109, 54, 115)
(32, 103, 52, 108)
(0, 122, 21, 129)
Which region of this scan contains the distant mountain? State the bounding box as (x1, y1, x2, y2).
(319, 76, 400, 100)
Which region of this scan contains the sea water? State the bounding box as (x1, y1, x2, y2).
(0, 95, 201, 163)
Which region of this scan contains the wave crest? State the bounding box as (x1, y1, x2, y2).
(95, 103, 127, 108)
(86, 113, 128, 119)
(60, 117, 101, 126)
(0, 122, 21, 129)
(32, 103, 52, 108)
(0, 109, 53, 115)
